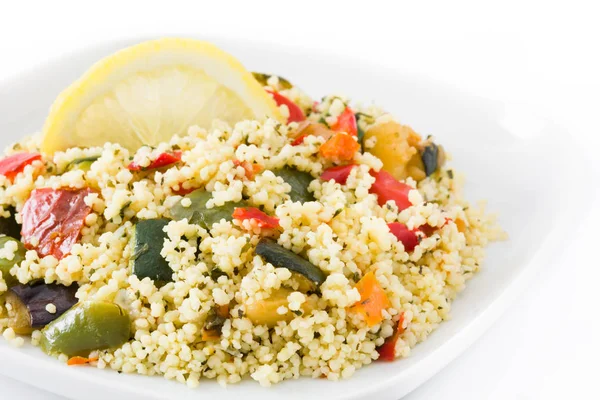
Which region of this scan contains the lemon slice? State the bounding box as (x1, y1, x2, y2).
(41, 38, 283, 154)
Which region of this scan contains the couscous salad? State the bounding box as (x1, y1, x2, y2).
(0, 38, 504, 387)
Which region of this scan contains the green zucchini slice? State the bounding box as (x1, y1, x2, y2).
(130, 218, 172, 283)
(272, 167, 315, 203)
(170, 189, 247, 229)
(255, 238, 326, 286)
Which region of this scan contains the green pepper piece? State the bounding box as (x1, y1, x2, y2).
(0, 206, 21, 239)
(66, 156, 100, 172)
(273, 167, 315, 203)
(40, 301, 130, 357)
(255, 238, 326, 286)
(0, 236, 26, 287)
(130, 218, 173, 283)
(170, 190, 247, 229)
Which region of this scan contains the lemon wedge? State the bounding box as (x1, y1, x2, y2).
(41, 38, 283, 154)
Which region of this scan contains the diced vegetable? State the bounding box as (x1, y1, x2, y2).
(291, 135, 308, 146)
(355, 112, 375, 152)
(170, 189, 248, 229)
(252, 72, 293, 90)
(130, 219, 172, 283)
(421, 142, 446, 177)
(5, 282, 78, 334)
(65, 156, 100, 172)
(245, 288, 316, 327)
(320, 164, 356, 185)
(377, 312, 406, 361)
(331, 107, 357, 137)
(233, 160, 262, 180)
(419, 218, 453, 237)
(273, 167, 315, 203)
(21, 188, 93, 259)
(350, 271, 391, 327)
(369, 170, 413, 211)
(418, 224, 436, 237)
(387, 223, 419, 252)
(0, 153, 42, 182)
(210, 267, 229, 282)
(0, 236, 25, 287)
(455, 218, 466, 233)
(40, 301, 130, 357)
(3, 292, 31, 334)
(202, 304, 229, 340)
(319, 132, 360, 162)
(128, 151, 182, 171)
(404, 153, 427, 182)
(363, 120, 422, 181)
(67, 356, 98, 366)
(291, 121, 333, 146)
(255, 238, 326, 286)
(233, 207, 280, 230)
(0, 206, 22, 239)
(172, 186, 198, 196)
(266, 90, 305, 123)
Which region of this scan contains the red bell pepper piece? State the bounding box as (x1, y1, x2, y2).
(233, 207, 280, 230)
(369, 170, 413, 211)
(387, 223, 419, 252)
(21, 188, 93, 259)
(331, 107, 357, 137)
(0, 153, 42, 182)
(266, 90, 306, 123)
(291, 134, 308, 146)
(320, 164, 357, 185)
(172, 186, 198, 196)
(312, 101, 320, 113)
(377, 313, 406, 361)
(419, 217, 453, 236)
(128, 151, 182, 171)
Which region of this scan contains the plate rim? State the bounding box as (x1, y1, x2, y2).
(0, 35, 593, 400)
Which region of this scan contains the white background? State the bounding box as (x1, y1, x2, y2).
(1, 0, 599, 398)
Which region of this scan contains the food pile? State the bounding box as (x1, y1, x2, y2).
(0, 39, 503, 387)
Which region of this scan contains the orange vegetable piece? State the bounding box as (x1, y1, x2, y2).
(217, 304, 230, 318)
(201, 330, 221, 341)
(350, 271, 391, 327)
(67, 356, 98, 366)
(233, 160, 263, 180)
(330, 107, 357, 137)
(319, 132, 360, 162)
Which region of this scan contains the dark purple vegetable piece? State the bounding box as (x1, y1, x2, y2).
(8, 282, 78, 331)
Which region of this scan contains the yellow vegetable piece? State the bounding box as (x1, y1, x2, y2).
(245, 288, 315, 327)
(364, 120, 423, 181)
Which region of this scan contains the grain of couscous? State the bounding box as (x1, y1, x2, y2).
(0, 38, 504, 388)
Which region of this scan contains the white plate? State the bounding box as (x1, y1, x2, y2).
(0, 37, 588, 400)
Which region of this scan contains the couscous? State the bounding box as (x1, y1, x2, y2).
(0, 38, 504, 388)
